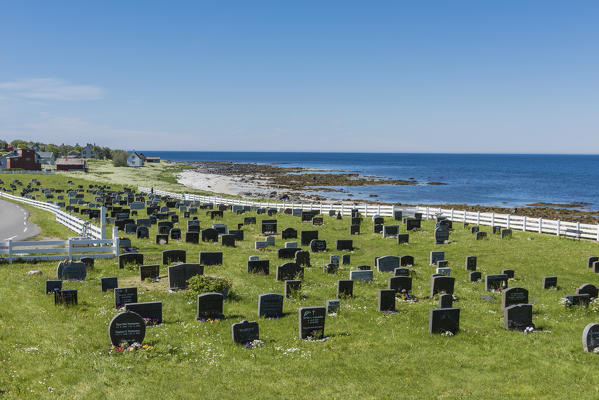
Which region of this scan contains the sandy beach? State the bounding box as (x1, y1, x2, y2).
(177, 169, 282, 197)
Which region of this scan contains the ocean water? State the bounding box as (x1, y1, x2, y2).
(141, 151, 599, 208)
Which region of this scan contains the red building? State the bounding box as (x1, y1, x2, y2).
(56, 157, 87, 172)
(6, 149, 41, 170)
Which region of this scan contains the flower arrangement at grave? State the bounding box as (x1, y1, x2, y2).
(110, 342, 154, 352)
(396, 289, 418, 302)
(198, 317, 221, 323)
(143, 317, 161, 326)
(242, 339, 264, 349)
(184, 275, 232, 301)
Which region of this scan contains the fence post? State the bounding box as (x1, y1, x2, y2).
(523, 216, 527, 232)
(8, 239, 13, 264)
(426, 207, 430, 219)
(463, 210, 466, 223)
(491, 213, 495, 227)
(67, 238, 72, 261)
(507, 214, 511, 229)
(538, 218, 542, 233)
(450, 208, 454, 221)
(577, 222, 581, 239)
(477, 211, 480, 225)
(378, 204, 381, 215)
(341, 203, 344, 215)
(113, 227, 120, 257)
(596, 224, 599, 241)
(100, 206, 106, 240)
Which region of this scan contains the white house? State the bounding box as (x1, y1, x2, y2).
(81, 144, 96, 159)
(127, 152, 144, 168)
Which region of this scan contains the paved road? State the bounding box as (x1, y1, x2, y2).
(0, 199, 41, 241)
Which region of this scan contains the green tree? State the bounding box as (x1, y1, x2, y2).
(112, 150, 129, 167)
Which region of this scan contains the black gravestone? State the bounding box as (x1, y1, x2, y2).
(466, 256, 477, 271)
(247, 260, 270, 275)
(342, 254, 351, 265)
(469, 271, 482, 282)
(350, 224, 360, 235)
(162, 249, 186, 265)
(108, 311, 146, 346)
(337, 280, 354, 298)
(439, 294, 453, 308)
(502, 269, 515, 279)
(504, 304, 533, 330)
(397, 234, 409, 244)
(261, 220, 277, 234)
(577, 283, 598, 299)
(582, 323, 599, 352)
(114, 287, 138, 308)
(378, 289, 396, 312)
(45, 280, 62, 294)
(54, 289, 78, 305)
(430, 276, 455, 297)
(258, 293, 284, 318)
(199, 252, 223, 266)
(285, 280, 302, 298)
(232, 320, 260, 344)
(139, 265, 160, 281)
(155, 234, 169, 244)
(201, 228, 219, 242)
(299, 306, 326, 339)
(278, 247, 302, 259)
(542, 276, 557, 289)
(310, 239, 327, 252)
(196, 292, 224, 320)
(168, 263, 204, 290)
(301, 230, 318, 246)
(502, 287, 529, 310)
(485, 274, 509, 291)
(282, 228, 297, 239)
(276, 262, 304, 281)
(101, 276, 118, 291)
(394, 267, 409, 277)
(125, 302, 163, 324)
(185, 231, 199, 244)
(336, 239, 353, 251)
(429, 308, 460, 334)
(389, 276, 412, 293)
(400, 255, 414, 266)
(294, 251, 311, 267)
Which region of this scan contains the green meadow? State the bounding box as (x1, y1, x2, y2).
(1, 171, 599, 399)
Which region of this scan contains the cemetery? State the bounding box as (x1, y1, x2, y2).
(2, 172, 599, 398)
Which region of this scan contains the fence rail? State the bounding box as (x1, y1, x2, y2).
(0, 191, 104, 239)
(0, 170, 55, 174)
(0, 236, 118, 263)
(139, 186, 599, 242)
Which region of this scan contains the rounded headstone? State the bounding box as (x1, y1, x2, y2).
(583, 323, 599, 353)
(108, 311, 146, 346)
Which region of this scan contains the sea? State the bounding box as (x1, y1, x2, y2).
(140, 151, 599, 209)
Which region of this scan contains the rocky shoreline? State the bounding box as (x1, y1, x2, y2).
(173, 160, 599, 224)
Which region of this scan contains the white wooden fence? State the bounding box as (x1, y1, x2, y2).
(139, 186, 599, 242)
(0, 236, 118, 263)
(0, 191, 105, 239)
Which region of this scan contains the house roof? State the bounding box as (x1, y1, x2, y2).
(38, 152, 54, 158)
(56, 157, 86, 166)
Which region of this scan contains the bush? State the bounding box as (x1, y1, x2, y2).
(185, 275, 232, 300)
(112, 150, 128, 167)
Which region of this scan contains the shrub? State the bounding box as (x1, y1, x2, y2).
(185, 275, 232, 300)
(112, 150, 129, 167)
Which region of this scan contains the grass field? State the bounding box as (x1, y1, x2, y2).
(2, 172, 599, 399)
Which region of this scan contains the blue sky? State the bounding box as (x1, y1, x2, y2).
(0, 1, 597, 153)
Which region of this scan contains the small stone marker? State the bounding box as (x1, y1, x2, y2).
(101, 277, 118, 292)
(337, 280, 354, 298)
(565, 294, 591, 306)
(139, 265, 160, 281)
(114, 287, 138, 308)
(501, 229, 512, 239)
(285, 241, 298, 248)
(378, 289, 396, 312)
(168, 263, 204, 290)
(439, 294, 453, 308)
(394, 267, 409, 277)
(196, 292, 224, 320)
(582, 323, 599, 353)
(434, 226, 450, 244)
(58, 261, 87, 281)
(285, 280, 302, 298)
(382, 225, 399, 238)
(299, 306, 326, 339)
(397, 234, 409, 244)
(485, 274, 509, 291)
(476, 231, 487, 240)
(330, 255, 340, 265)
(54, 289, 78, 305)
(342, 254, 351, 265)
(542, 276, 557, 289)
(45, 280, 62, 294)
(577, 284, 598, 299)
(231, 320, 260, 344)
(504, 304, 533, 330)
(502, 287, 529, 310)
(258, 293, 284, 318)
(502, 269, 515, 279)
(429, 308, 460, 334)
(125, 302, 163, 324)
(247, 260, 270, 275)
(400, 255, 414, 266)
(436, 260, 449, 268)
(108, 311, 146, 346)
(162, 249, 186, 265)
(310, 239, 327, 252)
(336, 239, 354, 251)
(436, 267, 451, 276)
(465, 256, 477, 271)
(469, 271, 482, 282)
(430, 276, 455, 297)
(350, 225, 360, 235)
(326, 300, 340, 314)
(470, 226, 480, 234)
(350, 270, 373, 282)
(199, 252, 223, 266)
(430, 251, 445, 266)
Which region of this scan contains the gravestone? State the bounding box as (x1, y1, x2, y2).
(185, 232, 199, 244)
(400, 255, 414, 266)
(81, 257, 94, 270)
(158, 225, 171, 235)
(436, 267, 451, 276)
(372, 215, 384, 225)
(162, 249, 186, 265)
(155, 234, 169, 245)
(168, 264, 204, 290)
(170, 228, 182, 240)
(394, 267, 410, 277)
(485, 274, 509, 291)
(276, 263, 304, 281)
(108, 311, 146, 346)
(470, 226, 480, 234)
(282, 228, 297, 239)
(229, 230, 244, 241)
(54, 289, 78, 306)
(312, 217, 324, 226)
(136, 226, 149, 239)
(199, 252, 223, 266)
(351, 217, 362, 226)
(542, 276, 557, 289)
(377, 256, 400, 273)
(429, 308, 460, 334)
(378, 289, 396, 312)
(278, 247, 301, 259)
(382, 225, 400, 238)
(295, 250, 311, 267)
(430, 276, 455, 297)
(125, 224, 138, 234)
(101, 277, 118, 292)
(221, 234, 236, 247)
(323, 263, 338, 274)
(439, 294, 453, 308)
(434, 226, 450, 244)
(59, 261, 87, 281)
(255, 241, 269, 250)
(247, 260, 270, 275)
(45, 280, 62, 294)
(212, 224, 228, 235)
(582, 323, 599, 353)
(405, 218, 421, 230)
(565, 294, 591, 306)
(430, 251, 445, 266)
(337, 280, 354, 298)
(188, 220, 200, 232)
(266, 236, 276, 246)
(389, 276, 412, 293)
(299, 306, 326, 339)
(244, 217, 256, 225)
(285, 242, 298, 248)
(330, 255, 340, 265)
(139, 265, 160, 281)
(397, 234, 409, 244)
(502, 287, 529, 310)
(476, 231, 487, 240)
(502, 269, 515, 279)
(436, 260, 449, 268)
(350, 270, 373, 282)
(125, 302, 163, 324)
(232, 320, 260, 344)
(114, 287, 138, 308)
(261, 220, 277, 234)
(501, 229, 512, 239)
(201, 228, 219, 242)
(493, 226, 501, 234)
(350, 225, 360, 235)
(310, 239, 327, 252)
(285, 280, 302, 298)
(342, 254, 350, 265)
(357, 265, 371, 270)
(393, 210, 402, 221)
(301, 231, 318, 246)
(588, 256, 599, 268)
(258, 293, 284, 318)
(336, 240, 354, 251)
(326, 300, 340, 314)
(577, 284, 599, 299)
(466, 256, 477, 271)
(196, 292, 224, 320)
(469, 271, 482, 282)
(593, 262, 599, 274)
(504, 304, 533, 330)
